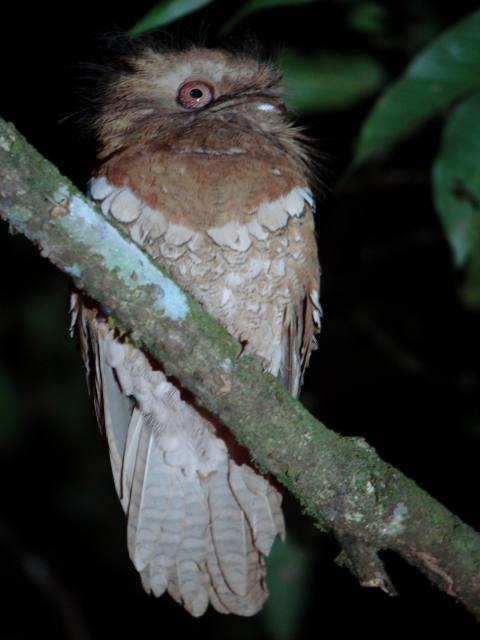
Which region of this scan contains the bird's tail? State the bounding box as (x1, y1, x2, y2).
(71, 292, 285, 616)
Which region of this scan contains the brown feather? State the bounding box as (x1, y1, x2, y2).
(73, 43, 321, 617)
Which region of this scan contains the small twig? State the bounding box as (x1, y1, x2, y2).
(336, 535, 397, 596)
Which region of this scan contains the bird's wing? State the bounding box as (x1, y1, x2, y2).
(279, 286, 321, 397)
(276, 193, 322, 398)
(71, 292, 284, 617)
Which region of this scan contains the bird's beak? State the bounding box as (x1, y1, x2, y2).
(210, 92, 286, 114)
(251, 96, 287, 114)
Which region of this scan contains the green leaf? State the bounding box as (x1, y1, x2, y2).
(130, 0, 213, 36)
(278, 50, 385, 112)
(261, 537, 312, 640)
(347, 2, 388, 36)
(433, 92, 480, 306)
(221, 0, 318, 34)
(354, 9, 480, 164)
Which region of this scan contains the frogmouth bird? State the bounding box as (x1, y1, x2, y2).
(71, 43, 321, 617)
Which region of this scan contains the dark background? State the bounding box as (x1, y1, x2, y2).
(0, 1, 479, 638)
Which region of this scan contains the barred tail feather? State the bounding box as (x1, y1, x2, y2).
(71, 293, 284, 617)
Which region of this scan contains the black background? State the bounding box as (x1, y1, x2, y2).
(0, 1, 479, 638)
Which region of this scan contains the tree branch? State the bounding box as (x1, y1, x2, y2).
(1, 115, 479, 618)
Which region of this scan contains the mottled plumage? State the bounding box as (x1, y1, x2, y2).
(71, 44, 321, 616)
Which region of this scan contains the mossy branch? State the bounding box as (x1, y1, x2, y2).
(0, 115, 479, 618)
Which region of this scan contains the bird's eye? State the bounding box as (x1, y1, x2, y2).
(177, 81, 214, 110)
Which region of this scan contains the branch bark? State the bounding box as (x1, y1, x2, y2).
(1, 115, 479, 618)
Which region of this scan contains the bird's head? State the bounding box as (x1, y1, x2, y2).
(94, 45, 306, 166)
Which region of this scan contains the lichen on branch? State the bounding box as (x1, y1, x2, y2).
(1, 115, 479, 620)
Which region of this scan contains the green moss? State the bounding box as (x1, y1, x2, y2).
(285, 467, 300, 481)
(10, 206, 32, 223)
(3, 115, 480, 613)
(107, 315, 133, 341)
(189, 302, 241, 360)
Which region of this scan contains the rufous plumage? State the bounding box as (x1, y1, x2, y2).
(71, 43, 321, 617)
